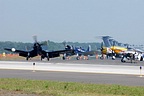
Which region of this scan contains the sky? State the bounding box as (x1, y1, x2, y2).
(0, 0, 144, 45)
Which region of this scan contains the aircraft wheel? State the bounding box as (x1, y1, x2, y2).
(112, 56, 115, 60)
(26, 57, 29, 61)
(140, 56, 143, 61)
(121, 59, 125, 62)
(100, 56, 104, 60)
(62, 56, 65, 60)
(47, 57, 49, 61)
(76, 56, 80, 60)
(121, 57, 126, 62)
(41, 57, 43, 61)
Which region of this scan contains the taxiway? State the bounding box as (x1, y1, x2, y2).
(0, 59, 144, 86)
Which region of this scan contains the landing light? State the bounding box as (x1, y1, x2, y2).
(11, 48, 16, 52)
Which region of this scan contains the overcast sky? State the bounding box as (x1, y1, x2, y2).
(0, 0, 144, 45)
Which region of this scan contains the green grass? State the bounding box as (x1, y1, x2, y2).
(0, 78, 144, 96)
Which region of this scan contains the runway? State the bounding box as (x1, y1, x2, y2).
(0, 59, 143, 75)
(0, 59, 144, 86)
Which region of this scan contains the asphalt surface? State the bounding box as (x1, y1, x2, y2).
(0, 58, 144, 86)
(1, 69, 144, 86)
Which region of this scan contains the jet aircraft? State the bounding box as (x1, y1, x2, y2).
(4, 36, 74, 61)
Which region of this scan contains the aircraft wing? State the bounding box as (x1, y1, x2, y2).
(52, 49, 73, 54)
(82, 50, 99, 56)
(4, 48, 27, 53)
(46, 49, 74, 58)
(4, 48, 37, 58)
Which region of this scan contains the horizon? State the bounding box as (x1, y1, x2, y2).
(0, 0, 144, 45)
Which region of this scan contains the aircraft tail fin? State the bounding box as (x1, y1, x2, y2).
(101, 36, 112, 47)
(87, 45, 91, 52)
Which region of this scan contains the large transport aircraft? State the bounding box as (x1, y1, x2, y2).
(4, 36, 74, 61)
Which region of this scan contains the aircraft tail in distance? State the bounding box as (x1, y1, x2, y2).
(87, 45, 91, 52)
(101, 36, 112, 47)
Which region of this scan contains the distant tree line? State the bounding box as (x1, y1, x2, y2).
(0, 41, 101, 54)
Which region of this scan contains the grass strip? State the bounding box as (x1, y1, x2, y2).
(0, 78, 144, 96)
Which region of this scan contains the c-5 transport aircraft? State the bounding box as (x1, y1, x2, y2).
(4, 36, 74, 61)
